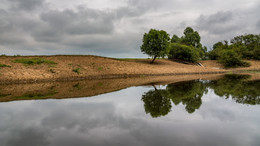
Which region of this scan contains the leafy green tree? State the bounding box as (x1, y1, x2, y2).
(181, 27, 202, 49)
(142, 86, 172, 118)
(171, 34, 181, 43)
(140, 29, 170, 63)
(230, 34, 260, 59)
(168, 27, 205, 61)
(208, 41, 226, 60)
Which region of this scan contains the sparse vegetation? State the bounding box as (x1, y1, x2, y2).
(72, 68, 80, 74)
(13, 58, 57, 65)
(49, 69, 55, 73)
(98, 67, 103, 71)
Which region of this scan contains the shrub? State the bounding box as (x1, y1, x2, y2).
(72, 68, 80, 74)
(218, 50, 250, 68)
(168, 43, 200, 62)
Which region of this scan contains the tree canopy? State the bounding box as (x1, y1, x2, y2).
(140, 29, 170, 63)
(168, 27, 205, 62)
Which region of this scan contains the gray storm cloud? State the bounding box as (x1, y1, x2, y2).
(0, 0, 259, 57)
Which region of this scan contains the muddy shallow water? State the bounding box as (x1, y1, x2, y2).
(0, 74, 260, 146)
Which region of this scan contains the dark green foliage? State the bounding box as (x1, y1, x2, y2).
(169, 27, 205, 61)
(72, 68, 80, 74)
(0, 64, 11, 68)
(218, 49, 250, 68)
(171, 34, 181, 43)
(141, 74, 260, 118)
(181, 27, 202, 48)
(208, 34, 260, 62)
(168, 43, 201, 62)
(166, 80, 206, 114)
(14, 58, 57, 65)
(253, 49, 260, 60)
(208, 74, 260, 105)
(231, 34, 260, 60)
(141, 29, 170, 63)
(142, 87, 172, 118)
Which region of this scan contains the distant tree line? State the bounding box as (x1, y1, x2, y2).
(140, 27, 260, 67)
(207, 34, 260, 67)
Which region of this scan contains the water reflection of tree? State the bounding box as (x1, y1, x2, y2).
(142, 85, 171, 118)
(142, 74, 260, 118)
(142, 81, 206, 117)
(208, 74, 260, 105)
(166, 81, 206, 114)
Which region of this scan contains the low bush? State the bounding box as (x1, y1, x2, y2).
(168, 43, 200, 62)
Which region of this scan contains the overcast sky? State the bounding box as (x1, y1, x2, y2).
(0, 0, 260, 57)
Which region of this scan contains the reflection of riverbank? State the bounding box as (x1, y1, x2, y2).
(0, 74, 260, 103)
(0, 74, 223, 102)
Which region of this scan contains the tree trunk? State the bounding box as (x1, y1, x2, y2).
(152, 84, 158, 91)
(150, 56, 157, 64)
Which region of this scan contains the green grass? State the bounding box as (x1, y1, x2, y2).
(0, 64, 11, 68)
(72, 68, 80, 74)
(98, 67, 103, 71)
(13, 58, 57, 65)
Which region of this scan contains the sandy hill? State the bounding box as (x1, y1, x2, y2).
(0, 55, 259, 83)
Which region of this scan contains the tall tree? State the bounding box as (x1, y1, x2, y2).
(181, 27, 202, 48)
(171, 34, 181, 43)
(140, 29, 170, 63)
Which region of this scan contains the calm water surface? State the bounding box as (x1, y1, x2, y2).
(0, 74, 260, 146)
